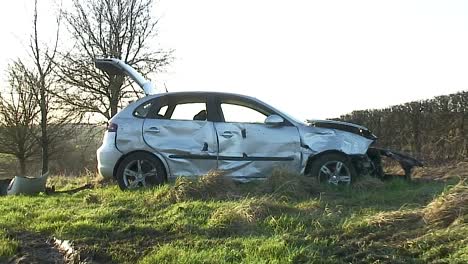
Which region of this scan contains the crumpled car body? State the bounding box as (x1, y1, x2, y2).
(95, 59, 422, 188)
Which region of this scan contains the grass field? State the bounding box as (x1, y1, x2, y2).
(0, 171, 466, 263)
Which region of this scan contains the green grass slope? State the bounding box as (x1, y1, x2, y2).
(0, 171, 466, 263)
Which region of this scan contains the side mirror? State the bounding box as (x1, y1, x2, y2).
(265, 114, 284, 126)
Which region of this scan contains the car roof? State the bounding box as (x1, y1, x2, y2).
(147, 91, 259, 101)
(120, 91, 304, 126)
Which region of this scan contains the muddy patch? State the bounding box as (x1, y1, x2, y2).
(6, 231, 91, 264)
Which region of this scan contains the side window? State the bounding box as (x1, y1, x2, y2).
(170, 103, 207, 121)
(134, 101, 152, 118)
(221, 103, 267, 123)
(158, 105, 168, 116)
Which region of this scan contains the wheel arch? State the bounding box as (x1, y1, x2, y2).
(113, 150, 169, 181)
(304, 150, 350, 175)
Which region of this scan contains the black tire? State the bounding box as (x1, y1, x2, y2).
(115, 152, 166, 190)
(309, 153, 356, 185)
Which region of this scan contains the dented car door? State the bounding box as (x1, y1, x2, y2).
(142, 95, 218, 177)
(213, 98, 302, 179)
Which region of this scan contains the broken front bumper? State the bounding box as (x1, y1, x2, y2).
(369, 147, 424, 179)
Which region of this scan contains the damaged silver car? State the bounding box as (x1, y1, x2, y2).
(96, 59, 422, 190)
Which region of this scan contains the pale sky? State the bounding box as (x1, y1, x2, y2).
(1, 0, 467, 120)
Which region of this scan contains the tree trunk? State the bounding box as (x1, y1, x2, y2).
(40, 80, 48, 175)
(18, 156, 26, 176)
(109, 75, 124, 118)
(41, 121, 48, 174)
(110, 96, 119, 118)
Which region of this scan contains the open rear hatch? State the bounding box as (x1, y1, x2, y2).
(95, 58, 157, 95)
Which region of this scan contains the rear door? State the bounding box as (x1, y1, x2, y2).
(213, 97, 301, 179)
(142, 95, 218, 177)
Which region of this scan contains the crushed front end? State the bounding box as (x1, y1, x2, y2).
(307, 120, 423, 180)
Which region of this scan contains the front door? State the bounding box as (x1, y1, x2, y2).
(213, 100, 301, 179)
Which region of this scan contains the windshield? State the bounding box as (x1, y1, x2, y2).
(259, 100, 306, 125)
(278, 108, 307, 125)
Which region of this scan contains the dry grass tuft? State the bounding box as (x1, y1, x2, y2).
(423, 179, 467, 227)
(262, 168, 318, 199)
(83, 193, 101, 204)
(353, 175, 385, 191)
(207, 196, 284, 234)
(366, 210, 422, 227)
(412, 161, 468, 180)
(91, 172, 114, 187)
(156, 170, 238, 202)
(154, 169, 320, 204)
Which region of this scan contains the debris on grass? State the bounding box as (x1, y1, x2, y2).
(423, 179, 467, 227)
(47, 171, 98, 191)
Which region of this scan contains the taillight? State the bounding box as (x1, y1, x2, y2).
(107, 122, 118, 132)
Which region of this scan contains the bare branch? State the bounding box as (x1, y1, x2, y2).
(56, 0, 173, 120)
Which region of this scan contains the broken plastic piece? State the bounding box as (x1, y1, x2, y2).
(7, 172, 49, 195)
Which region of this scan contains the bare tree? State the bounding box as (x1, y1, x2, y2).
(56, 0, 172, 120)
(19, 0, 82, 174)
(0, 63, 40, 175)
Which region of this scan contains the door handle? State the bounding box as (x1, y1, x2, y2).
(146, 127, 160, 133)
(221, 131, 233, 138)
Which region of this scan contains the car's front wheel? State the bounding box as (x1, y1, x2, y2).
(309, 153, 356, 185)
(116, 152, 166, 190)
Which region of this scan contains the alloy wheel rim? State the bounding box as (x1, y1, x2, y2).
(318, 161, 351, 185)
(123, 159, 158, 189)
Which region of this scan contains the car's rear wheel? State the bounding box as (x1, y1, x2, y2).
(309, 153, 356, 185)
(116, 152, 166, 190)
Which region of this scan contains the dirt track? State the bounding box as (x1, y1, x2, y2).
(7, 232, 64, 264)
(7, 232, 86, 264)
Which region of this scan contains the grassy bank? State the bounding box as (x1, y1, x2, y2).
(0, 172, 466, 263)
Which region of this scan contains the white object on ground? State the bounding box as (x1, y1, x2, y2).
(7, 172, 49, 195)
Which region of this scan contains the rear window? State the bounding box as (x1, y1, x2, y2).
(133, 101, 153, 118)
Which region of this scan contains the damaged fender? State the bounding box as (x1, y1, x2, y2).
(298, 124, 374, 173)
